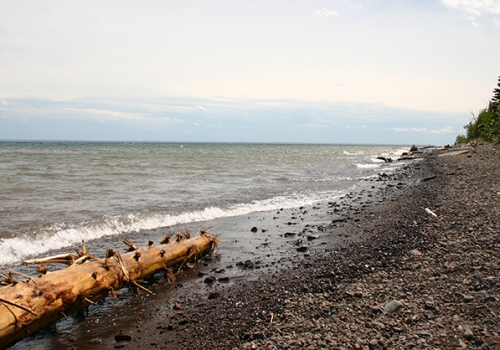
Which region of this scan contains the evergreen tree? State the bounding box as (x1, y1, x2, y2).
(492, 76, 500, 106)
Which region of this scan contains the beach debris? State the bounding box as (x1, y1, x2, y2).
(0, 230, 219, 348)
(377, 156, 393, 163)
(425, 208, 438, 217)
(422, 175, 438, 182)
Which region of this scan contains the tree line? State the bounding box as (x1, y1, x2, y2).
(456, 76, 500, 144)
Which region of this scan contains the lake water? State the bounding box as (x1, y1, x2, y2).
(0, 142, 407, 266)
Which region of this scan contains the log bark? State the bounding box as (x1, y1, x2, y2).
(0, 232, 217, 348)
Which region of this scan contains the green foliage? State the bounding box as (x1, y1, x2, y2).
(455, 134, 468, 144)
(459, 76, 500, 143)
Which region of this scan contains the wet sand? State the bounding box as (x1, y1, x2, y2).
(9, 144, 499, 349)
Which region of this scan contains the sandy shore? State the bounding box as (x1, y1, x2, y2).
(9, 144, 499, 349)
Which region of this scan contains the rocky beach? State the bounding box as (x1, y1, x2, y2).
(7, 143, 499, 350)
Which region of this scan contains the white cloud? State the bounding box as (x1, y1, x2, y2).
(442, 0, 500, 15)
(1, 101, 7, 107)
(494, 17, 500, 26)
(313, 8, 339, 18)
(84, 109, 144, 120)
(430, 125, 455, 134)
(442, 0, 500, 26)
(392, 125, 455, 134)
(196, 106, 205, 111)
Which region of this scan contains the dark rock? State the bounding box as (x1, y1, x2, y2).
(208, 292, 221, 299)
(483, 296, 497, 303)
(204, 276, 216, 284)
(114, 334, 132, 342)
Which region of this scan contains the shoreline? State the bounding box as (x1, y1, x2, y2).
(8, 144, 499, 349)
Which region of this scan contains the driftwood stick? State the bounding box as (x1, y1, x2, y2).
(74, 255, 91, 265)
(130, 281, 154, 295)
(83, 297, 97, 305)
(74, 240, 88, 257)
(8, 270, 37, 285)
(425, 207, 438, 217)
(113, 250, 130, 281)
(0, 297, 37, 316)
(24, 253, 78, 266)
(88, 254, 105, 265)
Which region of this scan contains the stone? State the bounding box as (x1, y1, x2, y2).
(204, 276, 216, 284)
(463, 295, 474, 303)
(410, 249, 422, 257)
(384, 300, 403, 314)
(208, 292, 221, 299)
(464, 328, 474, 340)
(114, 334, 132, 342)
(483, 296, 497, 303)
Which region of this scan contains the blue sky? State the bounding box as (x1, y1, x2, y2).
(1, 0, 499, 144)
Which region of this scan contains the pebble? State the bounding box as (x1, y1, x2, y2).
(372, 321, 385, 329)
(463, 295, 475, 303)
(464, 328, 474, 340)
(114, 341, 129, 348)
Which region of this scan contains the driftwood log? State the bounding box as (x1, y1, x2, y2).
(0, 231, 218, 348)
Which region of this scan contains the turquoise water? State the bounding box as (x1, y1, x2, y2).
(0, 142, 407, 265)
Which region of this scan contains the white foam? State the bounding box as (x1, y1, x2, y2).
(355, 163, 382, 169)
(0, 190, 347, 266)
(343, 150, 365, 155)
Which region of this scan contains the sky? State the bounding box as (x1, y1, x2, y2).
(1, 0, 499, 145)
